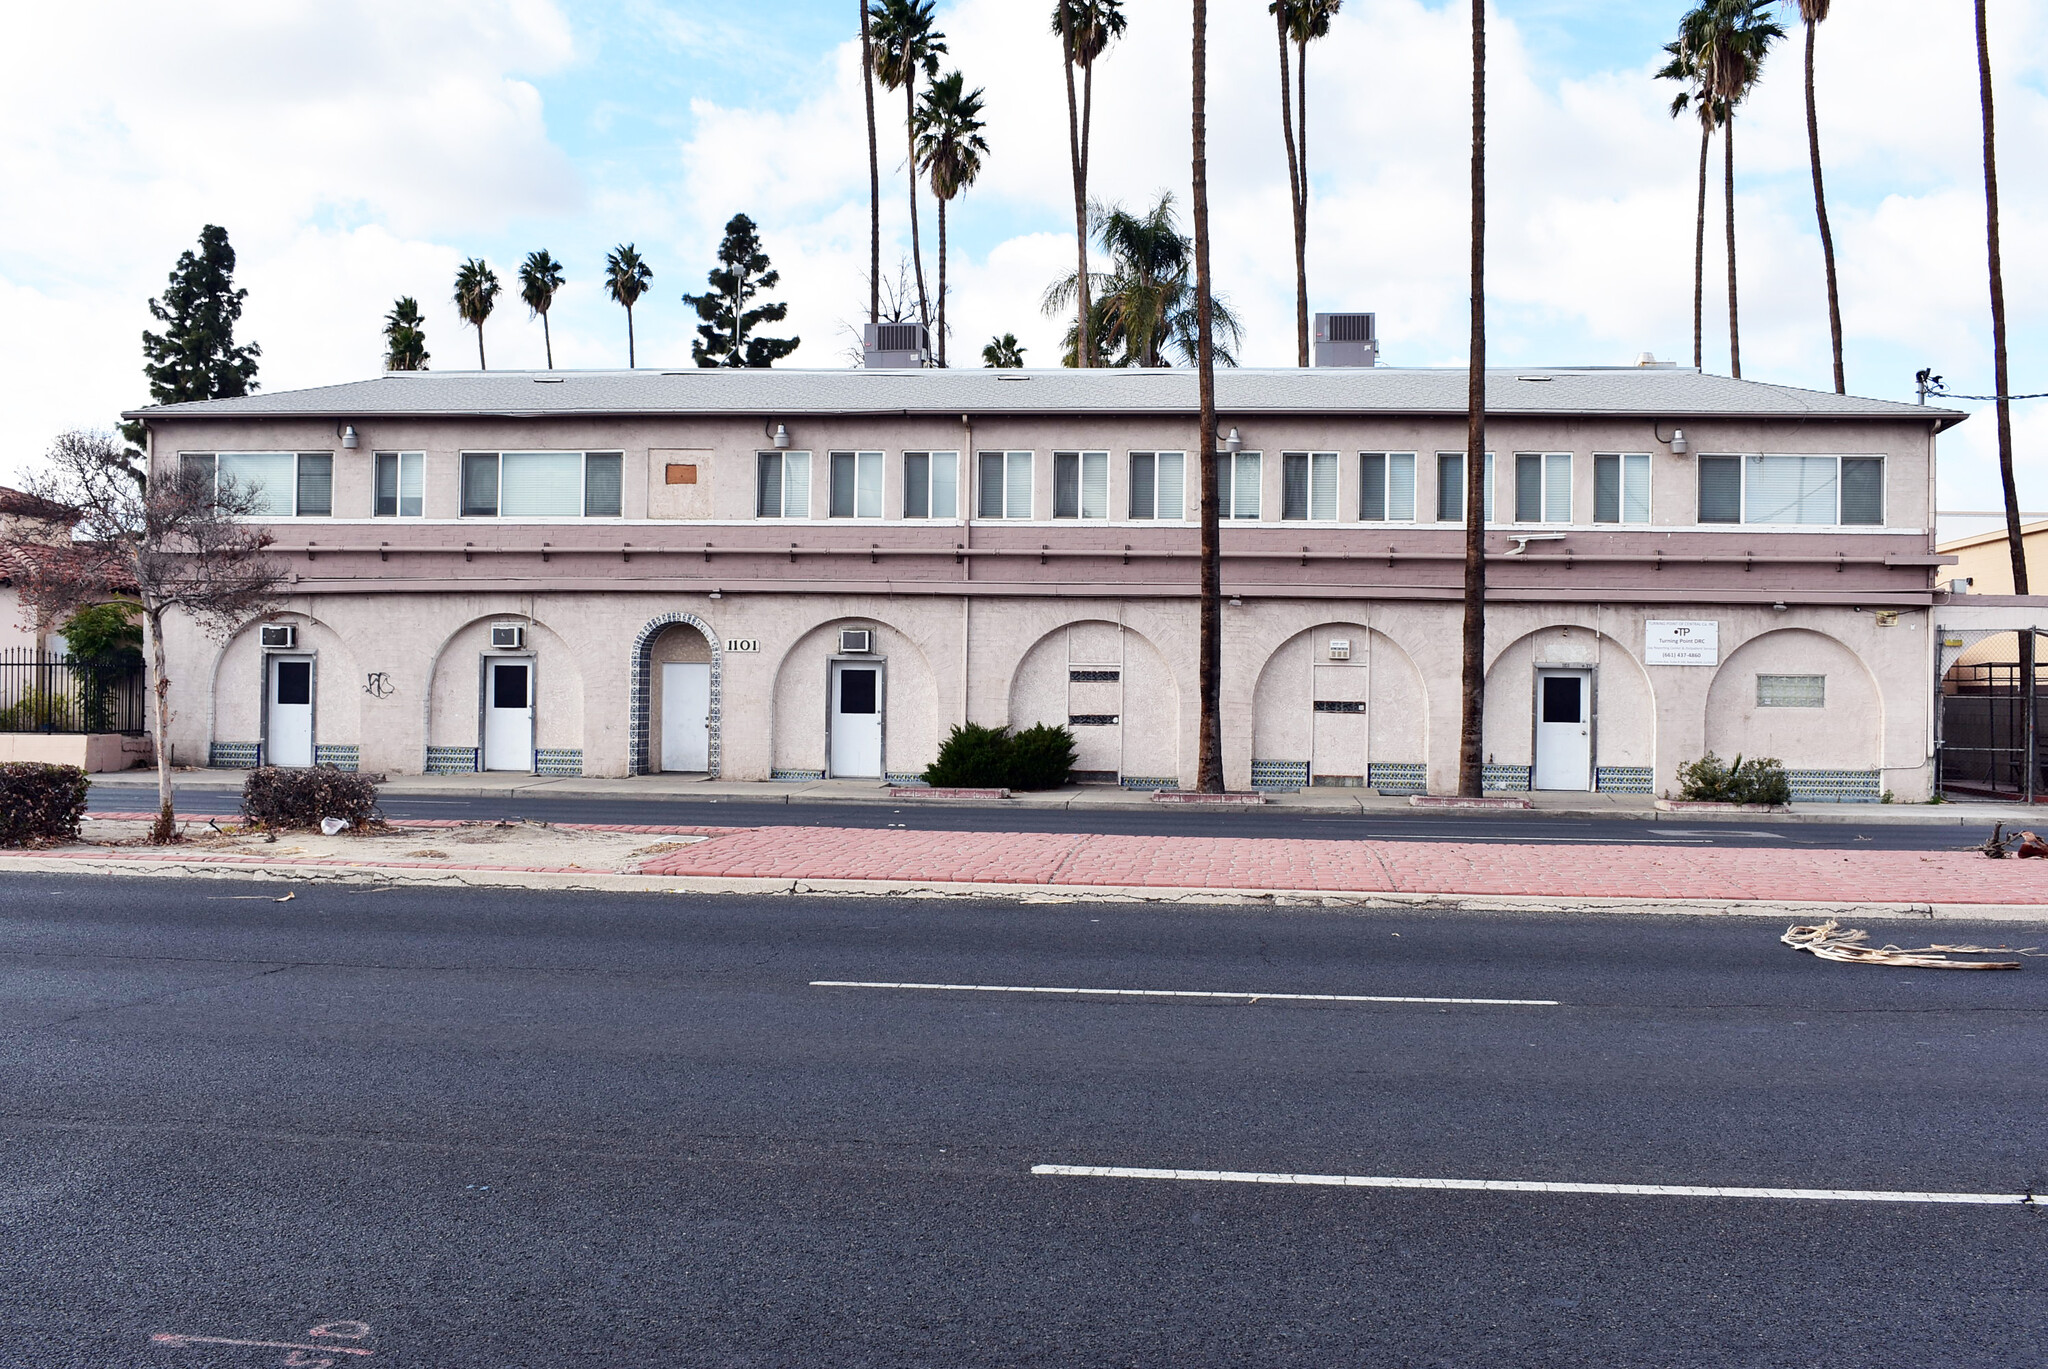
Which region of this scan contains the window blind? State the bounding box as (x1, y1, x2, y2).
(1841, 457, 1883, 525)
(1310, 452, 1337, 520)
(1230, 452, 1261, 519)
(1594, 455, 1620, 524)
(1360, 454, 1386, 521)
(1386, 453, 1414, 520)
(929, 452, 958, 518)
(978, 452, 1004, 518)
(1544, 452, 1571, 523)
(463, 453, 500, 517)
(1437, 453, 1464, 522)
(756, 452, 784, 517)
(1156, 452, 1184, 519)
(781, 451, 810, 519)
(1623, 453, 1650, 523)
(1746, 454, 1836, 524)
(1005, 451, 1032, 519)
(500, 452, 582, 517)
(584, 453, 623, 517)
(1282, 453, 1310, 520)
(1515, 454, 1542, 522)
(1054, 452, 1080, 518)
(295, 453, 333, 518)
(904, 453, 930, 518)
(218, 452, 296, 517)
(1129, 453, 1156, 519)
(1697, 455, 1741, 524)
(829, 452, 857, 518)
(1081, 451, 1107, 519)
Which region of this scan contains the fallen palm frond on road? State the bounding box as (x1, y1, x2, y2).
(1782, 919, 2035, 970)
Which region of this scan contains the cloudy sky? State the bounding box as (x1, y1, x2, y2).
(4, 0, 2043, 537)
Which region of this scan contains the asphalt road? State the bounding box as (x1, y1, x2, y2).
(84, 782, 2004, 851)
(3, 877, 2044, 1367)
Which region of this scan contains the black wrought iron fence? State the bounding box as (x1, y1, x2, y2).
(0, 649, 146, 734)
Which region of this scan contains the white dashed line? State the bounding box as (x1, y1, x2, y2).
(810, 981, 1557, 1006)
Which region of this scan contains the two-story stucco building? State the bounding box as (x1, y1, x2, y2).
(125, 365, 1963, 799)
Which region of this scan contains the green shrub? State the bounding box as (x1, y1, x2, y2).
(240, 766, 384, 831)
(1676, 752, 1791, 805)
(0, 763, 90, 846)
(1007, 723, 1078, 791)
(0, 687, 85, 732)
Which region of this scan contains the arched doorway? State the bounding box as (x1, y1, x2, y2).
(630, 613, 723, 777)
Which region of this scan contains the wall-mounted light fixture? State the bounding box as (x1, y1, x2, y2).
(1228, 594, 1243, 607)
(1653, 423, 1688, 454)
(1222, 428, 1243, 454)
(708, 589, 724, 600)
(767, 422, 791, 449)
(340, 425, 360, 450)
(1772, 601, 1788, 612)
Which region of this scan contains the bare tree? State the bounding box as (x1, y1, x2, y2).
(1457, 0, 1487, 797)
(3, 430, 286, 842)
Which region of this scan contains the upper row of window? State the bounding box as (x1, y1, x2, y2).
(176, 449, 1885, 527)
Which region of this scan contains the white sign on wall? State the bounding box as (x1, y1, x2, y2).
(1645, 620, 1719, 666)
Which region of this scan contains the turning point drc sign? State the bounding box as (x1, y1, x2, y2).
(1645, 620, 1719, 666)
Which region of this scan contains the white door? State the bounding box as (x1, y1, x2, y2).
(661, 663, 711, 772)
(266, 655, 314, 768)
(1311, 665, 1368, 784)
(1533, 670, 1593, 791)
(484, 659, 535, 772)
(828, 661, 883, 778)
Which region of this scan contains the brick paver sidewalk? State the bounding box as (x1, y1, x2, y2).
(638, 825, 2046, 905)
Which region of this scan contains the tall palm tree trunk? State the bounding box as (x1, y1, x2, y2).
(1457, 0, 1487, 797)
(1693, 123, 1710, 371)
(542, 314, 554, 370)
(1295, 33, 1313, 369)
(1275, 17, 1308, 368)
(1061, 9, 1093, 367)
(627, 306, 636, 369)
(1724, 113, 1741, 379)
(863, 1, 880, 328)
(1804, 21, 1844, 393)
(1977, 0, 2025, 595)
(475, 324, 486, 371)
(906, 83, 932, 337)
(937, 197, 949, 367)
(1192, 0, 1223, 791)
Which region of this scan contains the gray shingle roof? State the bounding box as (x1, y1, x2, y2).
(127, 366, 1964, 426)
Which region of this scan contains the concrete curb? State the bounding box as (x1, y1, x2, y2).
(6, 854, 2046, 922)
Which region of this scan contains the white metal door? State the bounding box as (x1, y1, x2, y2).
(483, 659, 535, 772)
(661, 663, 711, 772)
(1311, 665, 1368, 783)
(828, 661, 883, 778)
(266, 655, 314, 768)
(1533, 670, 1593, 791)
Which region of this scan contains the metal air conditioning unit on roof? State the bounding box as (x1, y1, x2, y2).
(863, 322, 931, 369)
(259, 624, 297, 650)
(491, 624, 526, 650)
(839, 628, 874, 654)
(1313, 312, 1379, 368)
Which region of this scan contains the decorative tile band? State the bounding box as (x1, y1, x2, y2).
(313, 745, 360, 773)
(1250, 759, 1310, 791)
(629, 614, 723, 779)
(1483, 764, 1533, 792)
(771, 768, 826, 782)
(885, 772, 928, 787)
(535, 749, 583, 777)
(1597, 766, 1655, 795)
(1120, 775, 1180, 791)
(209, 742, 263, 770)
(1787, 769, 1882, 803)
(425, 746, 480, 774)
(1368, 762, 1428, 795)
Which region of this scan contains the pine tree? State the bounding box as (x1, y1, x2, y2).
(140, 225, 261, 405)
(681, 215, 801, 368)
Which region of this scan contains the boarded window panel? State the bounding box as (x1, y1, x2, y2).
(1006, 451, 1032, 519)
(464, 453, 500, 517)
(1841, 457, 1884, 525)
(500, 452, 582, 516)
(1698, 454, 1741, 523)
(1130, 452, 1157, 519)
(930, 452, 958, 518)
(1282, 453, 1309, 520)
(1516, 454, 1543, 522)
(1081, 451, 1108, 519)
(1623, 453, 1651, 523)
(1360, 453, 1387, 521)
(295, 454, 333, 517)
(1310, 452, 1338, 520)
(978, 452, 1004, 518)
(1746, 454, 1836, 524)
(756, 453, 783, 518)
(781, 451, 810, 519)
(1156, 452, 1185, 520)
(584, 453, 623, 516)
(1544, 452, 1571, 523)
(1387, 453, 1415, 520)
(904, 452, 930, 518)
(1054, 452, 1080, 518)
(218, 452, 297, 517)
(1758, 674, 1826, 708)
(1594, 454, 1621, 524)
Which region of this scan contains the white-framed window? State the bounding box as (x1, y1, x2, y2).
(374, 451, 424, 518)
(461, 451, 622, 518)
(181, 452, 333, 518)
(1758, 674, 1826, 708)
(1594, 453, 1652, 524)
(977, 451, 1033, 519)
(1359, 453, 1418, 522)
(1513, 452, 1572, 524)
(1215, 451, 1263, 519)
(1281, 452, 1339, 521)
(828, 451, 885, 519)
(1434, 452, 1496, 523)
(1128, 452, 1187, 520)
(1698, 454, 1884, 526)
(1053, 451, 1109, 519)
(755, 450, 812, 518)
(903, 451, 959, 519)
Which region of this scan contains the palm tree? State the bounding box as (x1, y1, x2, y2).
(869, 0, 947, 339)
(1456, 0, 1486, 797)
(382, 297, 429, 372)
(518, 250, 565, 369)
(862, 0, 881, 330)
(1977, 0, 2025, 595)
(1795, 1, 1844, 394)
(1191, 0, 1222, 792)
(1052, 1, 1128, 370)
(982, 333, 1027, 368)
(604, 244, 653, 368)
(452, 258, 499, 370)
(1684, 0, 1783, 378)
(1270, 0, 1341, 368)
(1042, 195, 1243, 368)
(915, 71, 990, 369)
(1657, 31, 1721, 372)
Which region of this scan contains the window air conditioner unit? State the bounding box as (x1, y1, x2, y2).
(259, 624, 297, 650)
(839, 628, 874, 654)
(491, 624, 526, 650)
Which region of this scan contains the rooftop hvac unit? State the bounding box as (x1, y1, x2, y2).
(863, 322, 931, 370)
(491, 624, 526, 650)
(259, 624, 297, 650)
(1313, 312, 1379, 368)
(839, 628, 874, 654)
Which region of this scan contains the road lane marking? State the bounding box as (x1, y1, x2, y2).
(810, 981, 1558, 1006)
(1030, 1165, 2033, 1206)
(150, 1334, 374, 1355)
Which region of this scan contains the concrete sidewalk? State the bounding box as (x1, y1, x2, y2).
(85, 769, 2038, 827)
